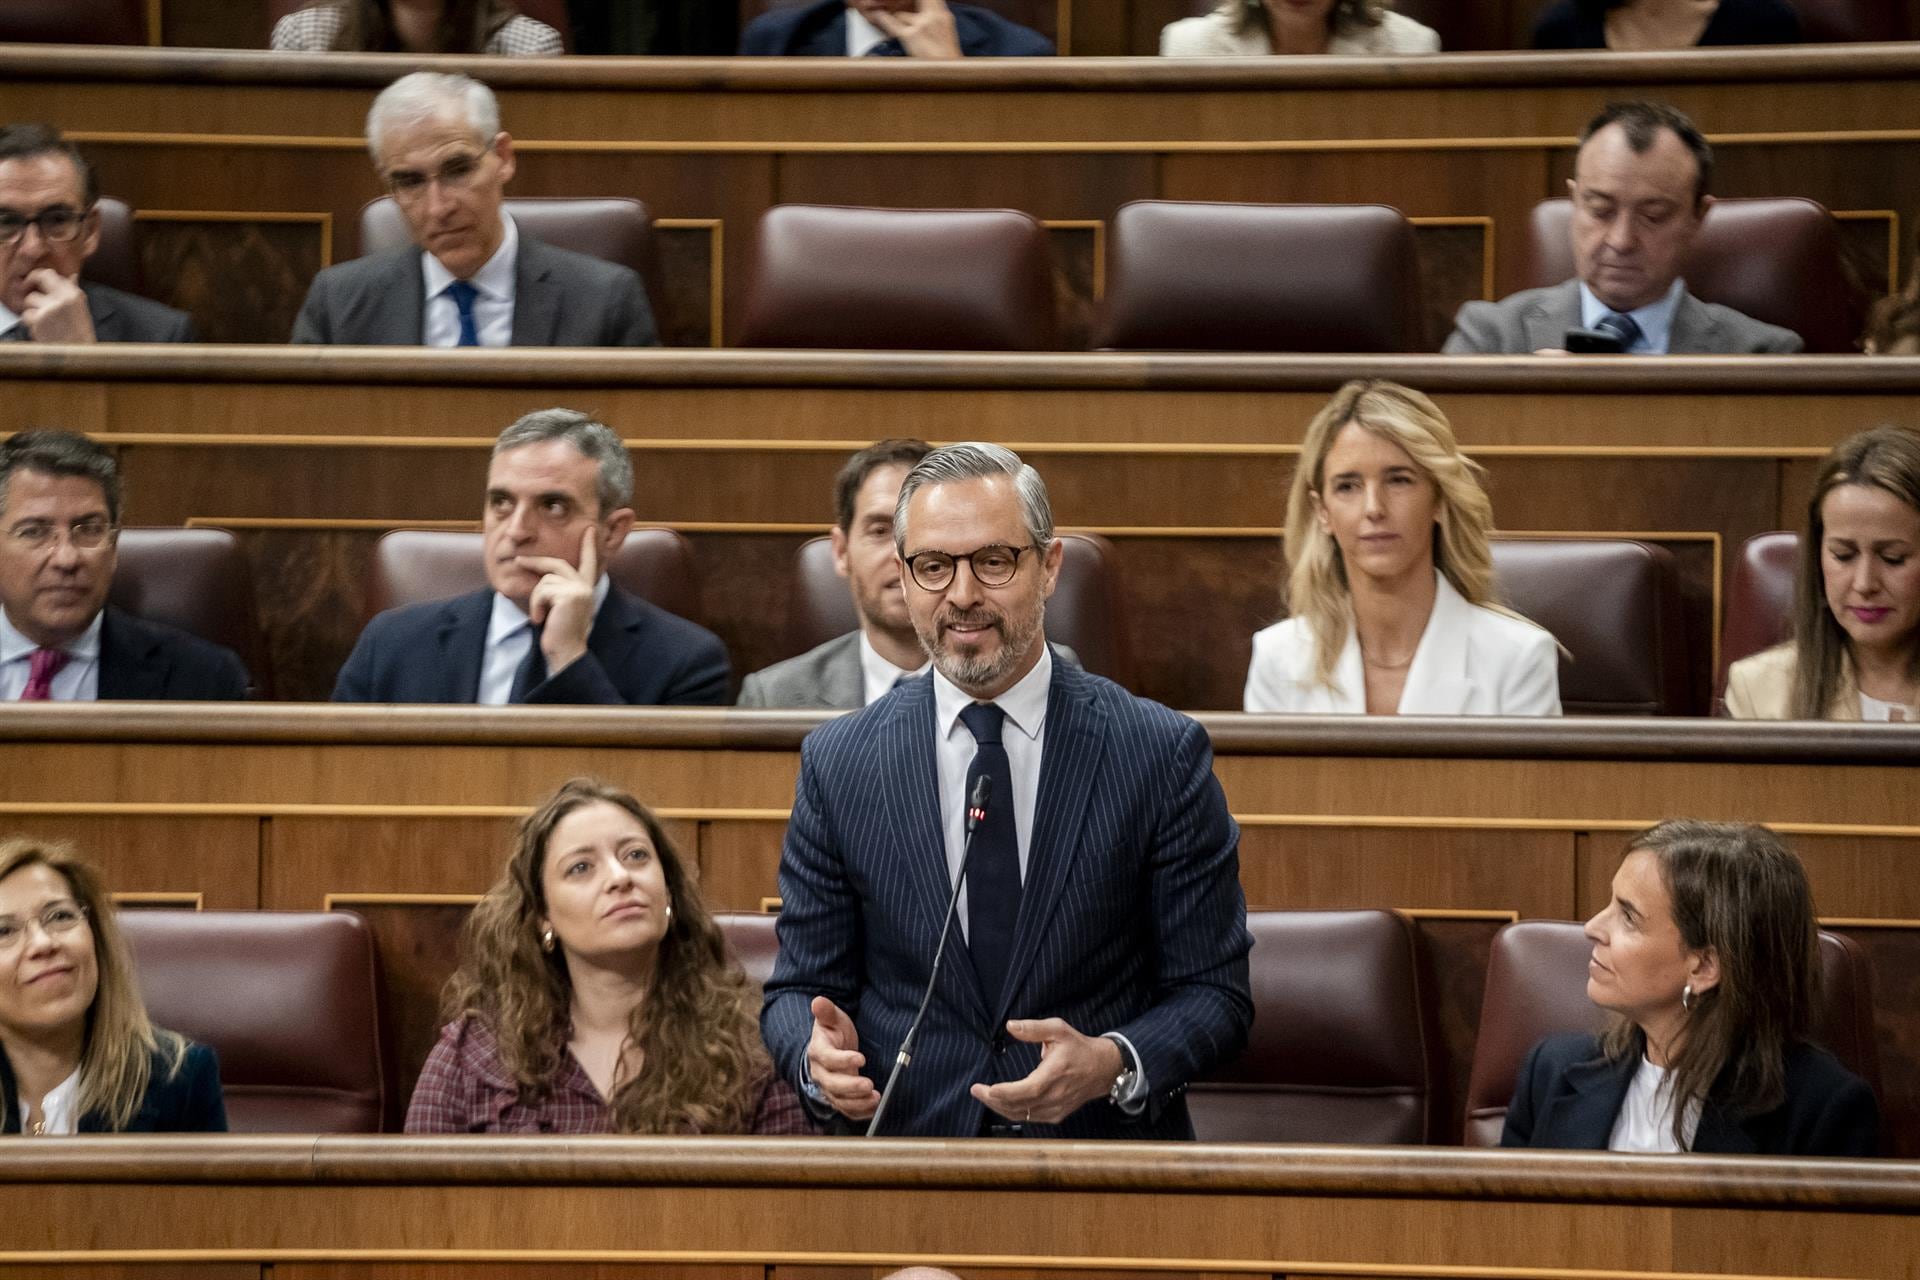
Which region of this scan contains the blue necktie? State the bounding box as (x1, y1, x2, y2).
(959, 701, 1021, 1007)
(508, 623, 545, 703)
(445, 279, 481, 347)
(1594, 310, 1644, 352)
(863, 38, 904, 55)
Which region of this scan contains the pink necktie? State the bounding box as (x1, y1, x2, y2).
(20, 647, 70, 701)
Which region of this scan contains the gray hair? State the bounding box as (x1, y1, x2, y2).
(0, 429, 121, 525)
(894, 442, 1054, 555)
(493, 409, 634, 514)
(365, 72, 501, 165)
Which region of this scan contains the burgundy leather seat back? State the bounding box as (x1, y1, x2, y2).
(1525, 197, 1861, 354)
(1793, 0, 1911, 40)
(783, 532, 1135, 687)
(0, 0, 145, 42)
(1720, 531, 1798, 697)
(1463, 918, 1882, 1147)
(1490, 538, 1690, 716)
(715, 911, 779, 988)
(367, 528, 701, 624)
(268, 0, 575, 48)
(109, 528, 267, 696)
(82, 198, 143, 296)
(1099, 201, 1425, 352)
(1190, 910, 1437, 1144)
(738, 205, 1058, 351)
(121, 910, 390, 1133)
(744, 0, 1056, 43)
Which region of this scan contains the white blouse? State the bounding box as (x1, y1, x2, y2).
(1607, 1055, 1702, 1154)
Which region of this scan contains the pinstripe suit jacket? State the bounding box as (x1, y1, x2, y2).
(761, 658, 1253, 1138)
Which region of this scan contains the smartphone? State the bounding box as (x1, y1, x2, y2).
(1564, 327, 1625, 354)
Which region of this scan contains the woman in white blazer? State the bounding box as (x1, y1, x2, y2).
(1245, 380, 1561, 716)
(1161, 0, 1440, 57)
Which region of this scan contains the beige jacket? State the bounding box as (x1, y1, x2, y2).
(1724, 643, 1918, 721)
(1160, 7, 1441, 55)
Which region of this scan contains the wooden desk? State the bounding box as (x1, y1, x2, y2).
(1, 46, 1913, 343)
(4, 1138, 1919, 1279)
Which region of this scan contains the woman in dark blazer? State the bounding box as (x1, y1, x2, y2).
(1531, 0, 1798, 49)
(1503, 820, 1878, 1156)
(0, 840, 226, 1135)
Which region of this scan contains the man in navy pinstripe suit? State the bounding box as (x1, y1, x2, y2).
(762, 443, 1252, 1138)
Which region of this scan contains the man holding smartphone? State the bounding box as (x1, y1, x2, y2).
(739, 0, 1054, 57)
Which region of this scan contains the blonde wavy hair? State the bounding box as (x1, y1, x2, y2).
(0, 840, 188, 1133)
(441, 778, 769, 1134)
(1283, 379, 1514, 691)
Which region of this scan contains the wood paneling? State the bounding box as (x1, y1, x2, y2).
(0, 813, 260, 908)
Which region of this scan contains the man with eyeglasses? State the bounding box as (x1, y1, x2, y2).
(291, 72, 657, 348)
(0, 125, 196, 344)
(0, 431, 247, 701)
(762, 442, 1252, 1139)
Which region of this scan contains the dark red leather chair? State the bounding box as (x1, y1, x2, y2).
(737, 205, 1058, 350)
(781, 532, 1135, 687)
(716, 911, 780, 988)
(1793, 0, 1911, 41)
(743, 0, 1057, 44)
(80, 198, 144, 297)
(365, 528, 702, 625)
(266, 0, 575, 48)
(1524, 197, 1863, 354)
(1720, 531, 1799, 699)
(110, 528, 268, 697)
(1491, 538, 1692, 716)
(121, 909, 391, 1133)
(1189, 910, 1439, 1144)
(1098, 201, 1425, 352)
(1462, 918, 1881, 1147)
(0, 0, 146, 43)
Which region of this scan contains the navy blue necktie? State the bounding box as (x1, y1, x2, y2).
(863, 37, 905, 55)
(1594, 310, 1643, 352)
(445, 279, 481, 347)
(508, 623, 546, 703)
(959, 701, 1021, 1007)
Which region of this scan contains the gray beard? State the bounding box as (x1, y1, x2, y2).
(922, 599, 1046, 695)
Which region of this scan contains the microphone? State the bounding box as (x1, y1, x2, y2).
(865, 772, 993, 1137)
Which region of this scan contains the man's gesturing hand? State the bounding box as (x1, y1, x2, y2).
(868, 0, 963, 58)
(515, 526, 599, 675)
(807, 995, 879, 1120)
(21, 269, 97, 343)
(970, 1018, 1125, 1125)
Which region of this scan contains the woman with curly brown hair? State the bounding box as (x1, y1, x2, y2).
(1160, 0, 1438, 56)
(405, 778, 811, 1134)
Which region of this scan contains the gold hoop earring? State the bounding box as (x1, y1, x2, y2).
(540, 926, 555, 953)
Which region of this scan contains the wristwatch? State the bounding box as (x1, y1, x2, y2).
(1107, 1064, 1138, 1107)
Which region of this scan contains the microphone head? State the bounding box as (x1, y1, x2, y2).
(970, 774, 993, 811)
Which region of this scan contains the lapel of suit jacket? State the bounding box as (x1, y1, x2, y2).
(819, 633, 866, 709)
(877, 678, 993, 1028)
(1544, 1049, 1638, 1149)
(385, 250, 428, 345)
(993, 655, 1108, 1024)
(797, 1, 849, 53)
(1398, 573, 1477, 714)
(1522, 281, 1584, 353)
(83, 286, 122, 343)
(96, 607, 162, 699)
(436, 590, 494, 702)
(585, 587, 645, 693)
(510, 236, 561, 347)
(1668, 291, 1720, 354)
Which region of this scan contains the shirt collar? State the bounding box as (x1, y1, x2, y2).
(845, 5, 889, 54)
(857, 629, 928, 690)
(0, 604, 103, 665)
(1578, 276, 1686, 354)
(934, 642, 1052, 743)
(0, 300, 22, 337)
(486, 572, 611, 646)
(422, 211, 519, 303)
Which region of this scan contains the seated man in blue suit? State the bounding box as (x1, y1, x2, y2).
(0, 430, 247, 701)
(762, 442, 1252, 1139)
(740, 0, 1055, 57)
(333, 408, 730, 706)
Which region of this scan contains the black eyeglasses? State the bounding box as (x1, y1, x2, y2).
(0, 207, 88, 247)
(904, 544, 1035, 591)
(5, 518, 116, 552)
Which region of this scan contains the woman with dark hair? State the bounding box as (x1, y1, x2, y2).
(0, 839, 226, 1135)
(406, 778, 811, 1134)
(1726, 426, 1920, 720)
(271, 0, 564, 54)
(1161, 0, 1439, 55)
(1503, 821, 1878, 1156)
(1530, 0, 1798, 49)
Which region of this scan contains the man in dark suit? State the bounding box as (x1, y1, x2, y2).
(762, 443, 1251, 1139)
(1444, 101, 1801, 355)
(0, 431, 247, 702)
(333, 408, 728, 705)
(740, 0, 1054, 57)
(0, 124, 196, 344)
(291, 72, 657, 348)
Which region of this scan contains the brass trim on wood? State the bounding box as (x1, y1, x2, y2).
(758, 897, 783, 913)
(1395, 908, 1522, 923)
(112, 892, 204, 909)
(1820, 916, 1920, 930)
(324, 892, 482, 911)
(1409, 215, 1496, 302)
(1835, 209, 1901, 294)
(1043, 218, 1108, 301)
(144, 0, 163, 46)
(655, 217, 725, 348)
(133, 208, 337, 272)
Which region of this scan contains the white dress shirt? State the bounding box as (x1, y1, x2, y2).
(1608, 1055, 1701, 1153)
(1578, 276, 1686, 354)
(422, 214, 518, 348)
(29, 1066, 82, 1135)
(845, 7, 889, 54)
(858, 630, 929, 706)
(476, 574, 611, 705)
(0, 608, 102, 701)
(0, 300, 24, 340)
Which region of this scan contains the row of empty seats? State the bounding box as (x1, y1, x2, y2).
(82, 196, 1869, 353)
(120, 905, 1881, 1142)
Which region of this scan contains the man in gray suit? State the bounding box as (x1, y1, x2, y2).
(292, 72, 657, 348)
(1444, 101, 1801, 356)
(739, 438, 932, 709)
(0, 124, 195, 344)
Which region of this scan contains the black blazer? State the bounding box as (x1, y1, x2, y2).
(84, 283, 198, 343)
(2, 1040, 227, 1134)
(1531, 0, 1799, 47)
(331, 584, 731, 706)
(1502, 1031, 1880, 1157)
(98, 606, 251, 700)
(739, 0, 1054, 55)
